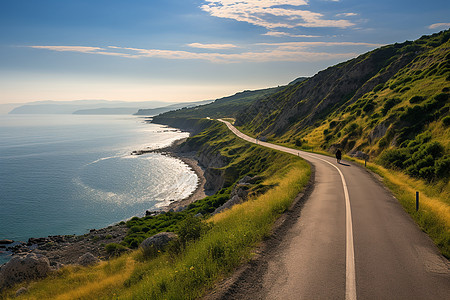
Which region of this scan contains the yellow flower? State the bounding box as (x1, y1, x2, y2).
(190, 266, 195, 271)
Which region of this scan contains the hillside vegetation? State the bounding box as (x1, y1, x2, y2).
(152, 78, 307, 121)
(2, 120, 310, 299)
(235, 30, 449, 184)
(232, 30, 450, 257)
(155, 30, 449, 257)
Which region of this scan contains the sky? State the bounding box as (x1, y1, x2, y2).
(0, 0, 449, 104)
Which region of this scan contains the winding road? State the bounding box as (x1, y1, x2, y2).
(218, 120, 449, 300)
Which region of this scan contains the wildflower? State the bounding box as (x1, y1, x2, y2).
(190, 266, 195, 271)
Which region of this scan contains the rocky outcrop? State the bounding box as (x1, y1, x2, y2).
(15, 286, 28, 297)
(213, 176, 256, 215)
(0, 253, 51, 289)
(77, 252, 99, 266)
(368, 121, 389, 144)
(349, 150, 369, 160)
(140, 232, 177, 251)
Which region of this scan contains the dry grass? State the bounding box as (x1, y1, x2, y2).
(348, 156, 450, 257)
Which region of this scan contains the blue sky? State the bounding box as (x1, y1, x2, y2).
(0, 0, 449, 104)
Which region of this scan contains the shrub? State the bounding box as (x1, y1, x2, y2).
(409, 96, 424, 104)
(105, 243, 127, 255)
(434, 93, 449, 102)
(379, 136, 447, 181)
(362, 101, 375, 113)
(379, 148, 409, 169)
(399, 87, 410, 93)
(442, 116, 450, 126)
(434, 156, 450, 178)
(378, 137, 388, 148)
(177, 215, 211, 246)
(130, 226, 141, 233)
(373, 83, 384, 92)
(382, 98, 401, 114)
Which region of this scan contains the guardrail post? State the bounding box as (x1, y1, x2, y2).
(416, 191, 419, 211)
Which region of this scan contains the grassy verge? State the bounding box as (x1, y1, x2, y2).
(237, 122, 449, 258)
(121, 161, 309, 299)
(3, 121, 311, 299)
(347, 156, 449, 258)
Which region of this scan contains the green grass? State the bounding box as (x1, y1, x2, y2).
(122, 161, 310, 299)
(239, 121, 449, 258)
(2, 121, 311, 299)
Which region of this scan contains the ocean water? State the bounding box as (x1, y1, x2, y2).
(0, 115, 197, 264)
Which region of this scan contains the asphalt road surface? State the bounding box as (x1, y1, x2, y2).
(218, 120, 449, 300)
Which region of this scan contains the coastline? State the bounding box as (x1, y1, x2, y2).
(1, 134, 207, 267)
(151, 138, 208, 213)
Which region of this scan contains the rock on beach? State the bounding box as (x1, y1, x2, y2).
(0, 253, 51, 289)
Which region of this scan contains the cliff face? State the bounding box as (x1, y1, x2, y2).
(181, 142, 228, 193)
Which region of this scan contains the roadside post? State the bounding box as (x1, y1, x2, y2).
(416, 191, 419, 211)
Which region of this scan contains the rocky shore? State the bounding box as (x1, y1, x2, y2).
(0, 136, 209, 269)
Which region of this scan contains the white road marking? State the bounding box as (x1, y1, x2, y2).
(218, 119, 357, 300)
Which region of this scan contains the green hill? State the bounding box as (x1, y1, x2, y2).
(234, 30, 450, 183)
(152, 77, 308, 122)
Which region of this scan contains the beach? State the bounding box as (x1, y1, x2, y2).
(1, 136, 208, 266)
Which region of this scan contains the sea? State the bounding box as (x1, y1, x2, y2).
(0, 114, 197, 265)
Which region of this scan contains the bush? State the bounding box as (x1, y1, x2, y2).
(434, 93, 449, 102)
(177, 215, 211, 246)
(434, 156, 450, 178)
(443, 116, 450, 126)
(379, 136, 447, 181)
(382, 98, 401, 114)
(378, 137, 388, 148)
(373, 83, 384, 92)
(105, 243, 128, 255)
(409, 96, 424, 104)
(379, 148, 409, 169)
(362, 101, 375, 113)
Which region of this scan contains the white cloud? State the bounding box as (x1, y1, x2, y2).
(336, 13, 358, 17)
(201, 0, 355, 29)
(29, 46, 137, 58)
(258, 41, 383, 49)
(263, 31, 320, 38)
(187, 43, 238, 49)
(29, 46, 102, 53)
(28, 44, 358, 64)
(428, 23, 450, 29)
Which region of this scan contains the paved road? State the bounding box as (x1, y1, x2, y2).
(219, 120, 450, 300)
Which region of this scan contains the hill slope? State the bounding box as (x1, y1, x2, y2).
(152, 78, 308, 123)
(234, 30, 450, 183)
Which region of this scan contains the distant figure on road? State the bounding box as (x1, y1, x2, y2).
(335, 149, 342, 163)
